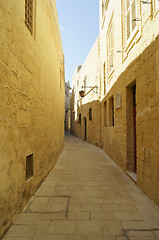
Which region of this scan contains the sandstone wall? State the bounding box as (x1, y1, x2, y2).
(0, 0, 65, 236)
(101, 36, 159, 205)
(72, 38, 101, 145)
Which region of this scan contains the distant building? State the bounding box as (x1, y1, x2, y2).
(0, 0, 65, 237)
(65, 81, 72, 131)
(71, 38, 101, 146)
(72, 0, 159, 205)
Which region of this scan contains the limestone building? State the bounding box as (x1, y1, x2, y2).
(72, 0, 159, 204)
(71, 38, 101, 146)
(0, 0, 65, 237)
(65, 81, 72, 131)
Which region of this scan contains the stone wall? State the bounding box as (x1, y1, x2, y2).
(101, 36, 159, 205)
(72, 0, 159, 205)
(0, 0, 65, 237)
(72, 38, 101, 146)
(99, 0, 159, 205)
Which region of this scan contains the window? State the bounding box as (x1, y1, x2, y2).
(25, 0, 34, 34)
(125, 0, 137, 41)
(79, 113, 81, 124)
(26, 154, 33, 181)
(102, 0, 110, 18)
(102, 0, 105, 19)
(107, 19, 114, 76)
(104, 101, 107, 126)
(109, 96, 114, 126)
(83, 75, 87, 92)
(103, 62, 106, 95)
(154, 0, 159, 14)
(89, 108, 92, 121)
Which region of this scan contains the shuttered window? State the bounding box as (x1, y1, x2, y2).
(107, 23, 114, 75)
(125, 0, 137, 41)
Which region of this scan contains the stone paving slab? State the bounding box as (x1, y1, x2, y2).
(2, 133, 159, 240)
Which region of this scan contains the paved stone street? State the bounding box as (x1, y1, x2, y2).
(3, 133, 159, 240)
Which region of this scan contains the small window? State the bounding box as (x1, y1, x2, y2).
(25, 0, 34, 35)
(104, 101, 107, 126)
(89, 108, 92, 121)
(26, 154, 33, 181)
(109, 96, 114, 126)
(79, 113, 81, 124)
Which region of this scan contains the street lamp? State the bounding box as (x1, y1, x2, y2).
(79, 86, 98, 97)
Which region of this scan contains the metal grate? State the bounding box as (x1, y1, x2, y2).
(26, 154, 33, 181)
(25, 0, 33, 34)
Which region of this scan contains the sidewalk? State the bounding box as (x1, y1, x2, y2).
(3, 134, 159, 240)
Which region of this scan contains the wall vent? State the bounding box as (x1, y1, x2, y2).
(26, 154, 33, 181)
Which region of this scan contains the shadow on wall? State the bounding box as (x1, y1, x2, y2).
(71, 97, 101, 147)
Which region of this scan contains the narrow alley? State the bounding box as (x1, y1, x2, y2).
(3, 133, 159, 240)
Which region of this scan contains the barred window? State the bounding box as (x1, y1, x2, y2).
(25, 0, 33, 35)
(125, 0, 137, 41)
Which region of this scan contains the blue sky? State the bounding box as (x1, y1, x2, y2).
(56, 0, 99, 87)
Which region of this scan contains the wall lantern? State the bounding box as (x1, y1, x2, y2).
(79, 86, 98, 98)
(79, 90, 85, 97)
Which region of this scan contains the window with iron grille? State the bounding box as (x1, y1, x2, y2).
(25, 0, 33, 35)
(125, 0, 137, 41)
(26, 154, 33, 181)
(89, 108, 92, 121)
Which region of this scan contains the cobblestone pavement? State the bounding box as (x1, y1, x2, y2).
(3, 133, 159, 240)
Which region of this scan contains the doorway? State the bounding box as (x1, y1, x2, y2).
(133, 85, 137, 173)
(84, 117, 87, 141)
(126, 83, 137, 174)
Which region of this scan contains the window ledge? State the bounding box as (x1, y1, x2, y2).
(108, 68, 114, 81)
